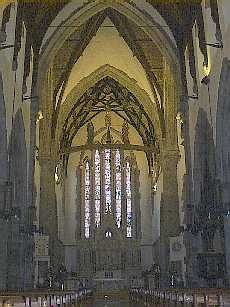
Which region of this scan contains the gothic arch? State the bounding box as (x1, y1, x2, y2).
(36, 2, 183, 277)
(39, 0, 179, 74)
(56, 64, 163, 150)
(37, 0, 182, 138)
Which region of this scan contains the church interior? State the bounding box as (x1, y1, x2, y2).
(1, 0, 230, 304)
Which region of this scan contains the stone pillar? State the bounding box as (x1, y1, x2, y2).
(39, 155, 57, 238)
(160, 147, 180, 286)
(39, 154, 59, 268)
(38, 66, 64, 269)
(179, 96, 194, 214)
(179, 96, 197, 286)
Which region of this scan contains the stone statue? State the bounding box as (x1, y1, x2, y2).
(122, 120, 130, 144)
(87, 121, 94, 144)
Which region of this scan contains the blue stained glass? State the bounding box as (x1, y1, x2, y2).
(104, 149, 112, 214)
(115, 149, 122, 228)
(84, 161, 90, 238)
(95, 149, 101, 227)
(126, 161, 132, 237)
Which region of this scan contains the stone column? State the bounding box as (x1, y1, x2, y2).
(160, 146, 180, 286)
(39, 155, 58, 238)
(179, 96, 194, 217)
(39, 154, 60, 269)
(38, 65, 64, 268)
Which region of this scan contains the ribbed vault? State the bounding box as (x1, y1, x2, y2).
(57, 64, 162, 172)
(61, 76, 156, 149)
(4, 0, 220, 102)
(50, 7, 166, 137)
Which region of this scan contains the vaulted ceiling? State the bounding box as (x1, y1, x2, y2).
(1, 0, 213, 96)
(0, 0, 222, 153)
(61, 76, 156, 149)
(50, 7, 166, 137)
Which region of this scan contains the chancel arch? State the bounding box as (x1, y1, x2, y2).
(56, 65, 162, 151)
(2, 0, 230, 294)
(36, 0, 182, 288)
(37, 1, 182, 152)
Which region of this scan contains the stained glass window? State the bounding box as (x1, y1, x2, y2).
(83, 149, 135, 238)
(104, 149, 112, 214)
(95, 149, 100, 227)
(84, 161, 90, 238)
(115, 149, 122, 228)
(126, 161, 132, 237)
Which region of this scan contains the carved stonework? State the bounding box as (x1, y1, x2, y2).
(76, 145, 142, 283)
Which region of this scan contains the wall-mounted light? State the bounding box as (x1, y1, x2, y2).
(176, 113, 183, 125)
(203, 63, 211, 76)
(36, 111, 44, 122)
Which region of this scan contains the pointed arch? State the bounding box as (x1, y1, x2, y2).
(56, 64, 163, 148)
(115, 148, 122, 228)
(125, 158, 132, 238)
(39, 1, 179, 71)
(84, 158, 91, 239)
(38, 1, 182, 149)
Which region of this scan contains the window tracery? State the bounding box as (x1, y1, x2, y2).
(82, 147, 137, 239)
(84, 160, 91, 239)
(104, 148, 112, 214)
(84, 149, 133, 239)
(115, 149, 122, 228)
(126, 161, 132, 238)
(95, 149, 101, 227)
